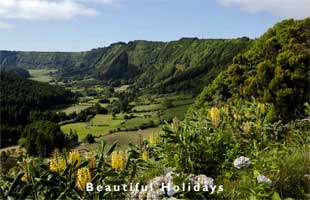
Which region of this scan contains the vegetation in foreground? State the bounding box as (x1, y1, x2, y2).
(1, 101, 309, 199)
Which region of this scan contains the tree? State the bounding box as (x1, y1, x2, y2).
(163, 98, 174, 109)
(94, 103, 108, 114)
(84, 134, 95, 144)
(20, 121, 69, 157)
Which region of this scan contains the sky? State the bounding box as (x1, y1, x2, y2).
(0, 0, 309, 52)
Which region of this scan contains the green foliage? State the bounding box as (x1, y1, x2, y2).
(19, 121, 77, 157)
(0, 141, 143, 199)
(0, 71, 74, 147)
(84, 134, 95, 144)
(193, 18, 310, 121)
(161, 101, 310, 199)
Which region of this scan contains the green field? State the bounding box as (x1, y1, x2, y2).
(58, 104, 92, 114)
(162, 104, 191, 121)
(28, 69, 57, 82)
(172, 98, 195, 106)
(91, 114, 124, 126)
(61, 122, 107, 139)
(61, 114, 124, 139)
(57, 90, 193, 151)
(61, 113, 160, 140)
(75, 127, 160, 151)
(132, 103, 163, 112)
(122, 116, 159, 129)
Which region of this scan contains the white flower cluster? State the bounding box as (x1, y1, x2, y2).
(131, 171, 176, 200)
(257, 174, 272, 184)
(190, 174, 214, 187)
(233, 156, 273, 184)
(131, 169, 215, 200)
(233, 156, 251, 169)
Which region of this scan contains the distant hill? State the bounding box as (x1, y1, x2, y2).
(0, 38, 251, 93)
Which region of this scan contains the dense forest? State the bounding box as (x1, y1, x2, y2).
(0, 71, 74, 147)
(191, 18, 309, 121)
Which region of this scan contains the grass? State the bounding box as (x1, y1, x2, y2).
(90, 114, 124, 127)
(61, 114, 124, 139)
(58, 92, 194, 152)
(58, 104, 92, 114)
(28, 69, 57, 82)
(172, 98, 195, 106)
(132, 104, 163, 112)
(61, 114, 159, 140)
(76, 127, 161, 151)
(122, 117, 159, 129)
(162, 104, 191, 122)
(61, 122, 108, 139)
(115, 85, 130, 92)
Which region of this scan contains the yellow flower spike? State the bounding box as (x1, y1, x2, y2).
(245, 112, 251, 119)
(68, 151, 81, 168)
(118, 151, 126, 169)
(210, 107, 221, 128)
(111, 152, 117, 169)
(171, 117, 180, 131)
(88, 155, 96, 169)
(221, 106, 229, 114)
(243, 122, 252, 134)
(142, 152, 149, 161)
(76, 167, 92, 191)
(149, 135, 157, 145)
(258, 103, 266, 114)
(233, 113, 241, 120)
(111, 151, 126, 170)
(50, 156, 66, 173)
(21, 174, 28, 183)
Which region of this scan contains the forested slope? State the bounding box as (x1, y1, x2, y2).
(191, 18, 310, 121)
(0, 71, 74, 147)
(0, 37, 251, 93)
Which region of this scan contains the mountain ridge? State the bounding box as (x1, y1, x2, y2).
(0, 37, 251, 93)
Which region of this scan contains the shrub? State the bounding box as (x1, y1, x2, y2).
(84, 134, 95, 144)
(19, 121, 72, 157)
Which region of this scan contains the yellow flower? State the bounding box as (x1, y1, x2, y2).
(221, 106, 229, 114)
(21, 174, 28, 183)
(76, 167, 91, 191)
(88, 155, 96, 169)
(149, 135, 157, 145)
(233, 113, 241, 120)
(50, 157, 66, 173)
(142, 152, 149, 161)
(258, 103, 266, 114)
(243, 122, 252, 134)
(68, 151, 81, 168)
(171, 117, 180, 131)
(210, 107, 221, 128)
(111, 151, 126, 170)
(245, 112, 251, 119)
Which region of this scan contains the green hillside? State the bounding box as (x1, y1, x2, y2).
(0, 71, 74, 147)
(191, 18, 310, 121)
(0, 38, 251, 93)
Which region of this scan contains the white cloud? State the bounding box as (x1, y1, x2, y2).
(0, 21, 14, 29)
(219, 0, 310, 19)
(0, 0, 99, 21)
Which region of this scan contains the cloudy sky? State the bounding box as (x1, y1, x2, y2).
(0, 0, 309, 51)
